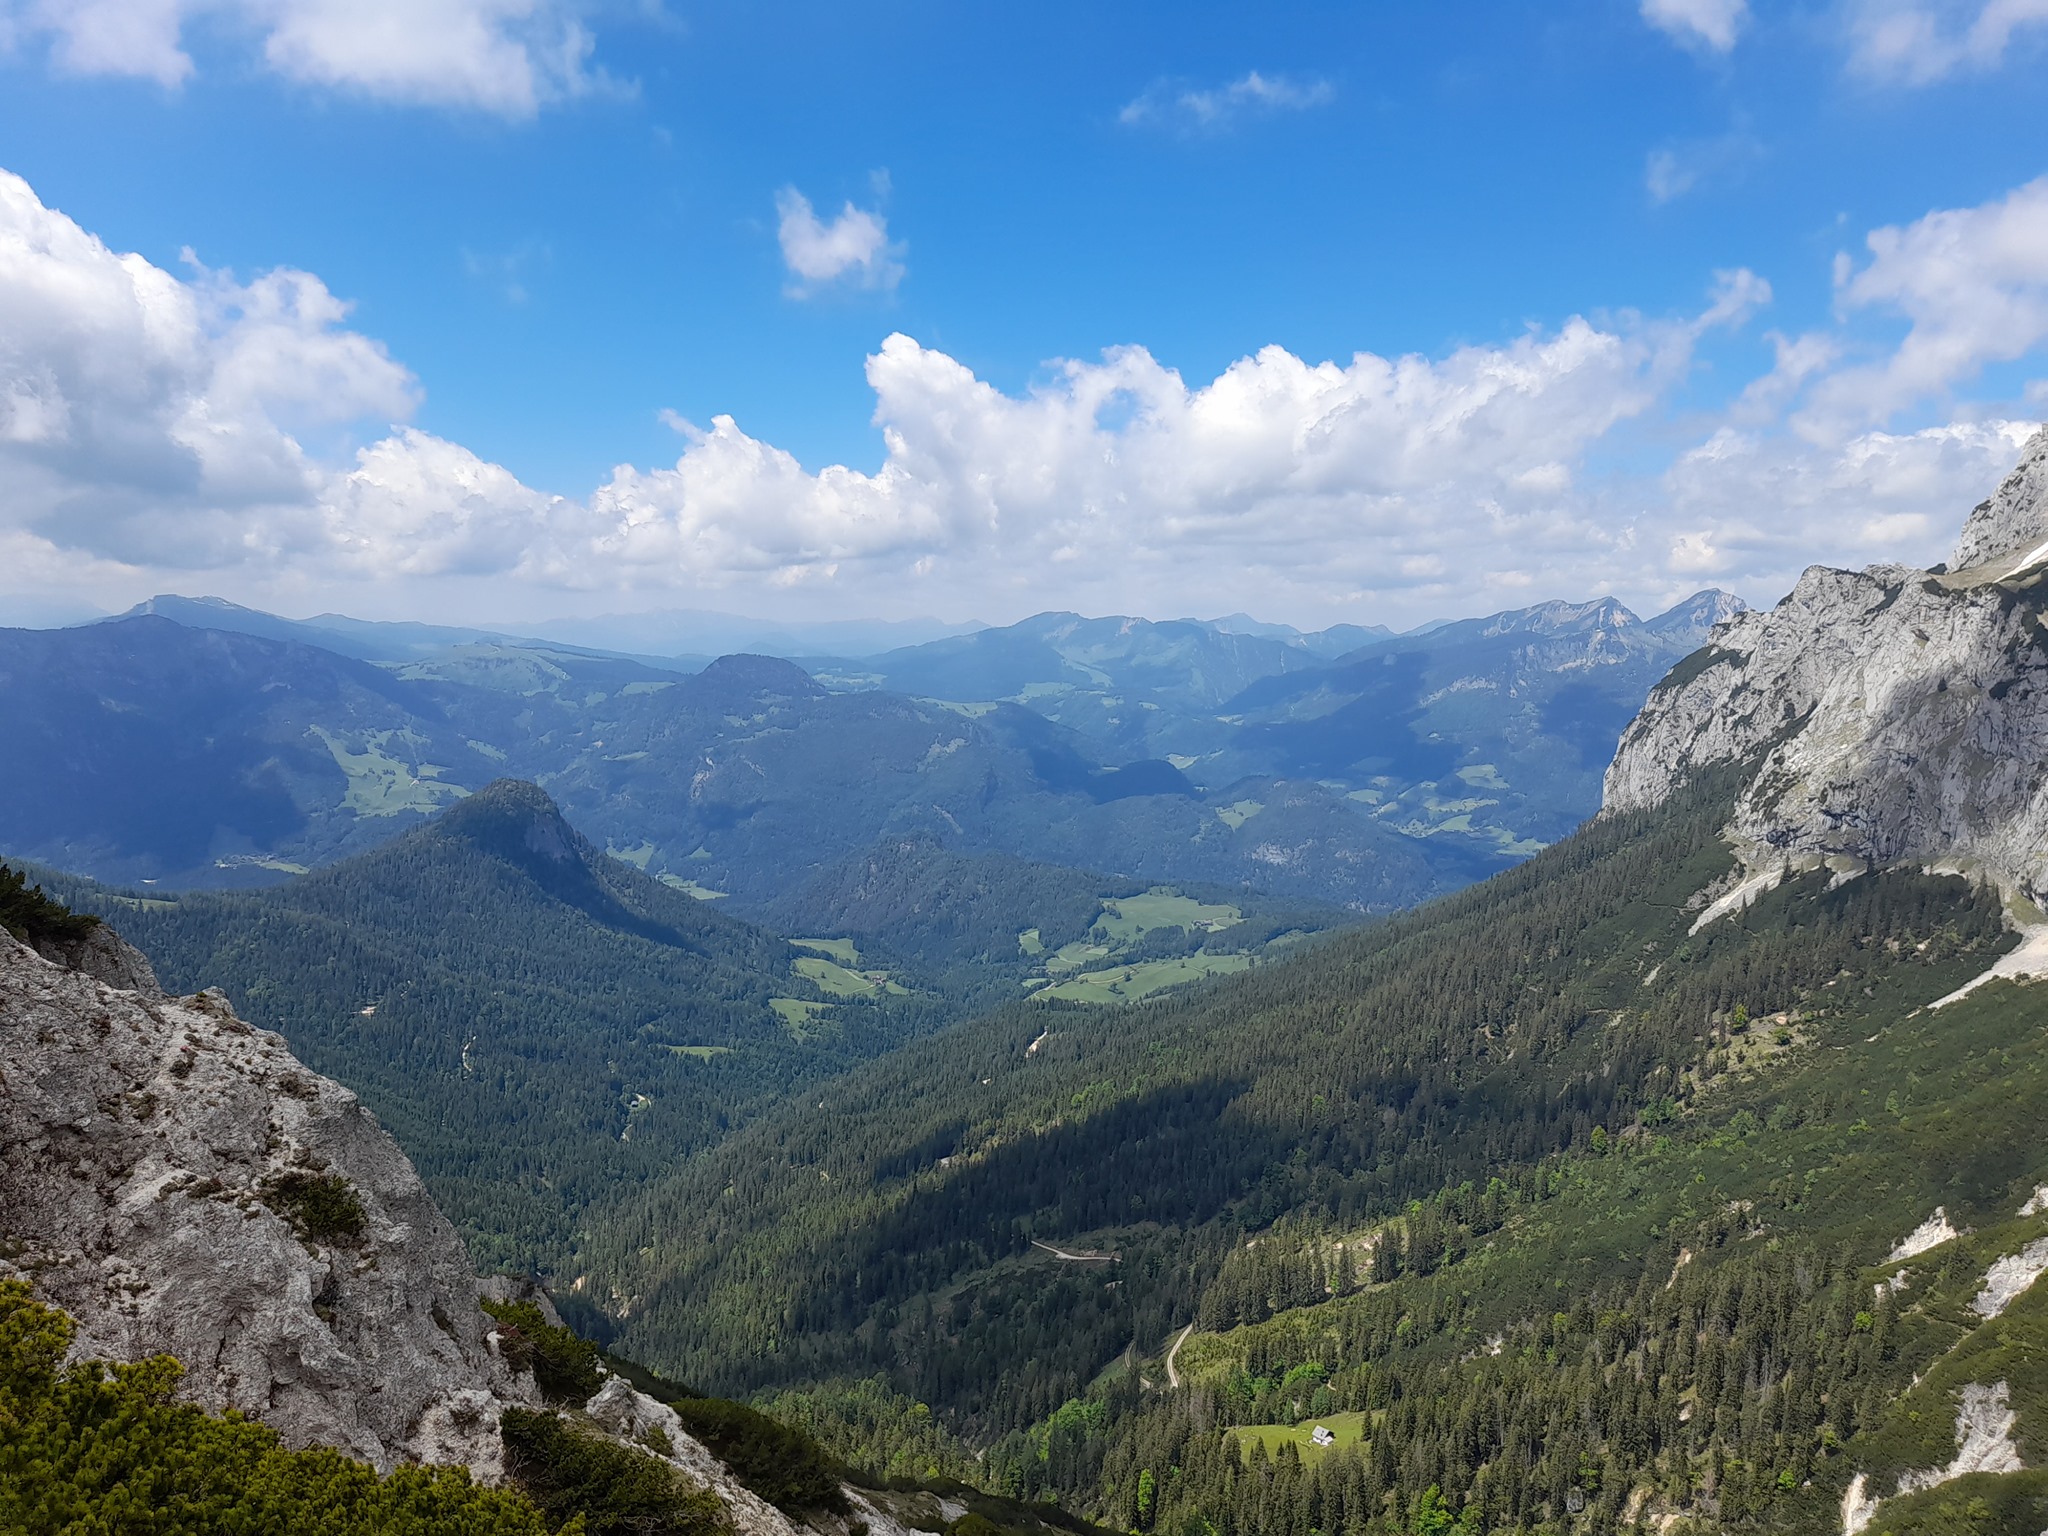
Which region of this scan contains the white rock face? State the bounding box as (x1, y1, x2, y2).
(1897, 1381, 2026, 1493)
(1973, 1236, 2048, 1319)
(1605, 425, 2048, 905)
(1888, 1208, 1963, 1262)
(0, 927, 537, 1474)
(1843, 1381, 2028, 1534)
(1954, 426, 2048, 571)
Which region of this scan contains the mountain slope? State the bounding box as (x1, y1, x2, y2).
(0, 615, 499, 883)
(569, 763, 2046, 1536)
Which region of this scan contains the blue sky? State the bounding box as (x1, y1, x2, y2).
(0, 0, 2044, 630)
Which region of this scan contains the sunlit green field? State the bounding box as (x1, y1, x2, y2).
(792, 937, 860, 964)
(1038, 951, 1253, 1003)
(1229, 1412, 1370, 1462)
(1094, 889, 1243, 941)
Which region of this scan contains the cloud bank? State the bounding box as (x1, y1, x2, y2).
(0, 165, 2043, 629)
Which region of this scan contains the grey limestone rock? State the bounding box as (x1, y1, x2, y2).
(0, 926, 539, 1475)
(30, 921, 162, 993)
(1604, 426, 2048, 903)
(1953, 425, 2048, 572)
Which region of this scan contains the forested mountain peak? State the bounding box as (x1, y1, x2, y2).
(686, 652, 828, 705)
(433, 777, 576, 859)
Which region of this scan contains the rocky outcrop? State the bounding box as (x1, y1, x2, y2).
(29, 920, 162, 992)
(1953, 426, 2048, 571)
(1604, 425, 2048, 904)
(579, 1376, 962, 1536)
(0, 925, 538, 1475)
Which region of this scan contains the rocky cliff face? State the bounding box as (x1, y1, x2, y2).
(0, 924, 538, 1475)
(1604, 425, 2048, 905)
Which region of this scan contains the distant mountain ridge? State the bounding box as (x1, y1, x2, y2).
(113, 593, 696, 671)
(8, 583, 1737, 910)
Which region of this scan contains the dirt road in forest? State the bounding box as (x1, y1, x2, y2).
(1029, 1238, 1116, 1262)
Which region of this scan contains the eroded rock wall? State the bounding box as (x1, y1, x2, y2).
(0, 927, 537, 1474)
(1604, 425, 2048, 903)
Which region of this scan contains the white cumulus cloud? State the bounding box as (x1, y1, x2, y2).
(775, 188, 904, 296)
(1119, 71, 1334, 132)
(1641, 0, 1750, 52)
(1795, 174, 2048, 434)
(0, 0, 603, 114)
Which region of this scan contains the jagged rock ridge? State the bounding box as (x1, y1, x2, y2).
(1604, 425, 2048, 905)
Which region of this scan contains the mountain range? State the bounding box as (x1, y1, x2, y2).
(2, 586, 1744, 913)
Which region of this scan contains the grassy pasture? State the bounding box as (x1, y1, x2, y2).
(794, 955, 908, 997)
(1096, 889, 1243, 941)
(1038, 951, 1254, 1004)
(769, 997, 832, 1033)
(792, 937, 860, 964)
(1229, 1412, 1370, 1463)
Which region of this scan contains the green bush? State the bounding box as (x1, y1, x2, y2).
(483, 1298, 604, 1405)
(501, 1406, 728, 1536)
(666, 1395, 846, 1513)
(0, 1279, 561, 1535)
(262, 1169, 369, 1246)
